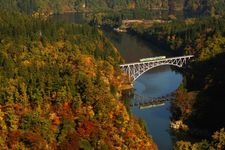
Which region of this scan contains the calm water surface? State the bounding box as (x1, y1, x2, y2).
(104, 30, 183, 150)
(53, 13, 183, 150)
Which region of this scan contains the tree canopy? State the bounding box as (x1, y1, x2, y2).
(0, 11, 156, 149)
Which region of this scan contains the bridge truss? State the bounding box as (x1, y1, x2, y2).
(120, 55, 194, 81)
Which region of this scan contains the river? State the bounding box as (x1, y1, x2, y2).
(104, 29, 182, 150)
(52, 13, 183, 150)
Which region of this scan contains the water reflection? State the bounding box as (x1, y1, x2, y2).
(132, 102, 173, 150)
(105, 31, 182, 150)
(135, 66, 182, 97)
(131, 66, 182, 150)
(104, 30, 172, 63)
(51, 12, 183, 149)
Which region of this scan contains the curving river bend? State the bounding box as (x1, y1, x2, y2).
(104, 29, 182, 150)
(53, 13, 183, 150)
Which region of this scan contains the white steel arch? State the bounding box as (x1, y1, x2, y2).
(120, 55, 194, 81)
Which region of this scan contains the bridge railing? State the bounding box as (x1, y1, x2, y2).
(120, 55, 194, 67)
(119, 55, 194, 81)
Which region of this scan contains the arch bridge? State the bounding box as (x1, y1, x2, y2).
(120, 55, 194, 81)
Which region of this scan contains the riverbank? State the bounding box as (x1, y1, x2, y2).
(103, 26, 184, 149)
(0, 11, 159, 149)
(51, 11, 223, 149)
(121, 19, 168, 29)
(113, 19, 169, 33)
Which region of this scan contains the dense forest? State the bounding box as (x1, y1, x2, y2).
(0, 0, 225, 16)
(129, 16, 225, 149)
(0, 11, 157, 149)
(1, 1, 225, 149)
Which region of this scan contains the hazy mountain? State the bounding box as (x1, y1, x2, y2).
(1, 0, 224, 16)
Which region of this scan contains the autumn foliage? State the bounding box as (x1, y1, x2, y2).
(0, 11, 156, 149)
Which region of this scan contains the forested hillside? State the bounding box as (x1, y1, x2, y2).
(0, 0, 225, 16)
(129, 16, 225, 149)
(184, 0, 225, 16)
(1, 0, 225, 149)
(0, 11, 157, 149)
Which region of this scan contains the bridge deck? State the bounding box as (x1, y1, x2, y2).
(120, 55, 194, 66)
(120, 55, 194, 81)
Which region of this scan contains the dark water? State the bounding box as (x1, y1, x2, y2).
(104, 30, 183, 150)
(52, 13, 183, 150)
